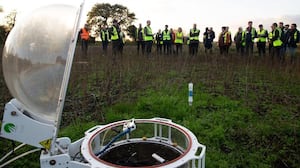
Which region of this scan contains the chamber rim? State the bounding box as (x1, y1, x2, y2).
(81, 118, 204, 168)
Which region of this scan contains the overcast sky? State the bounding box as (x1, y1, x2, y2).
(1, 0, 300, 36)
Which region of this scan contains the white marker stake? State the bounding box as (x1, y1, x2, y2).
(188, 83, 193, 106)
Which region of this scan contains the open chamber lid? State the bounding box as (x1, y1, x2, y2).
(2, 4, 81, 124)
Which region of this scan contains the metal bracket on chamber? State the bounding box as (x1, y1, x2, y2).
(1, 99, 55, 149)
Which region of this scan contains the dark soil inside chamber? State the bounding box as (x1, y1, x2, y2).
(99, 141, 182, 167)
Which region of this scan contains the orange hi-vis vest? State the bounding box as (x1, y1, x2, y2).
(81, 28, 89, 40)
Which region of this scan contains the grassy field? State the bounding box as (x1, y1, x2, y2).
(1, 43, 300, 167)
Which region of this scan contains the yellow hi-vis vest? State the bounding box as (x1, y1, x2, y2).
(163, 30, 171, 41)
(251, 28, 256, 41)
(224, 31, 231, 45)
(111, 26, 119, 41)
(268, 32, 273, 42)
(101, 30, 109, 41)
(242, 31, 246, 46)
(175, 32, 183, 44)
(257, 29, 267, 42)
(294, 30, 298, 41)
(235, 31, 245, 46)
(273, 28, 283, 47)
(247, 27, 256, 42)
(190, 29, 200, 41)
(144, 26, 153, 41)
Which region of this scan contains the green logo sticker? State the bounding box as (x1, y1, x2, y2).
(4, 123, 16, 133)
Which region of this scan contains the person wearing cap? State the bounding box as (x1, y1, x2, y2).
(144, 20, 153, 56)
(245, 21, 257, 56)
(109, 19, 121, 57)
(162, 25, 171, 55)
(256, 24, 268, 56)
(287, 23, 300, 63)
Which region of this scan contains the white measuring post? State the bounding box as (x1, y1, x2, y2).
(188, 83, 193, 106)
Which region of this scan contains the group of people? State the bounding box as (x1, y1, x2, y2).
(80, 20, 126, 57)
(138, 23, 215, 56)
(80, 20, 299, 63)
(219, 21, 300, 63)
(99, 19, 126, 56)
(152, 25, 185, 55)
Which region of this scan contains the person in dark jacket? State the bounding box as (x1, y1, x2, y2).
(234, 27, 245, 56)
(245, 21, 257, 56)
(218, 26, 226, 55)
(280, 23, 290, 62)
(287, 23, 300, 63)
(210, 27, 215, 41)
(136, 23, 145, 55)
(100, 25, 110, 56)
(119, 30, 126, 56)
(155, 29, 163, 54)
(203, 27, 215, 53)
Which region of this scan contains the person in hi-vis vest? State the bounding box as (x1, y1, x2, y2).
(80, 24, 90, 56)
(189, 24, 200, 56)
(144, 20, 153, 56)
(100, 24, 110, 56)
(270, 22, 283, 60)
(256, 24, 268, 56)
(109, 19, 121, 57)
